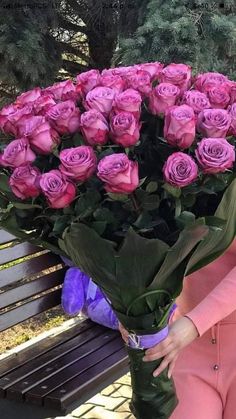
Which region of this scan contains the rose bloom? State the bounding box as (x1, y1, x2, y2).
(43, 80, 78, 101)
(76, 69, 101, 95)
(46, 100, 80, 135)
(195, 137, 235, 174)
(149, 83, 180, 115)
(40, 170, 76, 208)
(194, 72, 230, 93)
(10, 164, 41, 199)
(84, 86, 116, 117)
(163, 152, 198, 188)
(33, 94, 56, 115)
(207, 85, 230, 109)
(97, 153, 139, 194)
(100, 74, 125, 95)
(230, 81, 236, 104)
(125, 69, 152, 96)
(158, 63, 192, 92)
(181, 90, 211, 114)
(228, 103, 236, 135)
(0, 138, 36, 168)
(164, 105, 196, 149)
(135, 62, 164, 81)
(0, 103, 33, 136)
(80, 109, 109, 146)
(59, 146, 97, 182)
(15, 87, 42, 106)
(197, 108, 231, 138)
(113, 88, 142, 119)
(110, 111, 141, 147)
(101, 66, 136, 78)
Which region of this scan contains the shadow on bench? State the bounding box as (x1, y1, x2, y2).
(0, 230, 129, 419)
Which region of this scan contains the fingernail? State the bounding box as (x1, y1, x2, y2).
(153, 371, 159, 377)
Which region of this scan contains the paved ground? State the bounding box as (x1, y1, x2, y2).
(61, 373, 135, 419)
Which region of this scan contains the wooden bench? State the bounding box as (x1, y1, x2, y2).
(0, 230, 129, 419)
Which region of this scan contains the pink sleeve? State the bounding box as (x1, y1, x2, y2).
(185, 266, 236, 337)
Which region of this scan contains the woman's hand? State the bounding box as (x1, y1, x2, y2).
(143, 316, 199, 378)
(119, 322, 129, 344)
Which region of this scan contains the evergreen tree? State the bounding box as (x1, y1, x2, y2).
(115, 0, 236, 78)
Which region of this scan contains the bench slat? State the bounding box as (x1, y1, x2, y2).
(0, 319, 94, 376)
(25, 337, 124, 406)
(0, 323, 104, 391)
(0, 253, 63, 288)
(6, 330, 117, 400)
(0, 242, 42, 265)
(0, 231, 17, 245)
(45, 347, 128, 411)
(0, 289, 62, 332)
(0, 267, 67, 310)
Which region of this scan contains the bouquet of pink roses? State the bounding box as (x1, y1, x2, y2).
(0, 63, 235, 419)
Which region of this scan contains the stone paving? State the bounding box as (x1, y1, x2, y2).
(64, 373, 135, 419)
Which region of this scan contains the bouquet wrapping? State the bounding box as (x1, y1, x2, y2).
(0, 63, 236, 419)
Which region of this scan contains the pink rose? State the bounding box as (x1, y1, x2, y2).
(164, 105, 196, 149)
(40, 170, 76, 209)
(110, 112, 141, 147)
(76, 70, 101, 95)
(195, 137, 235, 174)
(17, 115, 46, 136)
(9, 164, 41, 199)
(0, 138, 36, 168)
(207, 86, 230, 109)
(135, 62, 164, 81)
(101, 66, 135, 77)
(59, 146, 97, 182)
(100, 74, 125, 94)
(84, 86, 116, 117)
(159, 64, 192, 92)
(15, 88, 42, 106)
(125, 69, 152, 96)
(33, 95, 56, 115)
(97, 153, 139, 194)
(149, 83, 180, 115)
(228, 103, 236, 135)
(194, 72, 230, 93)
(46, 100, 80, 135)
(230, 81, 236, 104)
(80, 110, 109, 146)
(181, 90, 211, 114)
(0, 104, 33, 136)
(29, 120, 60, 155)
(197, 108, 231, 138)
(163, 152, 198, 187)
(113, 88, 142, 119)
(43, 80, 78, 101)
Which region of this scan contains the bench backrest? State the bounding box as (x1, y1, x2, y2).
(0, 230, 66, 332)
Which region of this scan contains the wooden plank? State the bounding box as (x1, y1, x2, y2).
(0, 319, 94, 377)
(25, 337, 124, 405)
(0, 253, 63, 288)
(0, 323, 105, 392)
(0, 243, 41, 265)
(0, 267, 67, 310)
(0, 289, 62, 332)
(45, 348, 129, 411)
(6, 330, 117, 401)
(0, 231, 17, 245)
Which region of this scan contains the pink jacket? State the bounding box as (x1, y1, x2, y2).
(175, 240, 236, 336)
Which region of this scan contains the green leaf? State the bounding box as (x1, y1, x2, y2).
(146, 181, 158, 193)
(12, 202, 42, 210)
(142, 194, 160, 211)
(75, 190, 101, 218)
(116, 228, 169, 315)
(149, 220, 209, 295)
(107, 193, 129, 202)
(186, 178, 236, 275)
(163, 183, 181, 198)
(175, 211, 196, 230)
(91, 221, 107, 235)
(93, 207, 116, 224)
(0, 173, 11, 194)
(52, 215, 72, 237)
